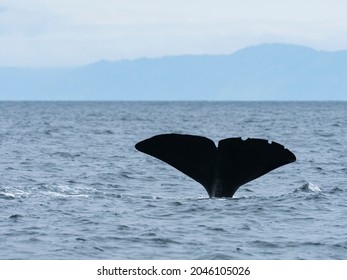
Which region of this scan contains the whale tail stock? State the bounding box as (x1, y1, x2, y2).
(135, 134, 296, 198)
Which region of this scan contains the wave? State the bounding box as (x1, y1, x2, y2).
(0, 184, 94, 199)
(294, 182, 321, 193)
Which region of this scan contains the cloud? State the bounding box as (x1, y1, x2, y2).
(0, 6, 53, 36)
(1, 0, 347, 66)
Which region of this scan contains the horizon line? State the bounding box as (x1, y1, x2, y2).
(0, 100, 346, 102)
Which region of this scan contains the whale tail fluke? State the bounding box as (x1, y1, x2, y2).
(135, 134, 296, 198)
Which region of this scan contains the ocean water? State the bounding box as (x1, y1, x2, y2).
(0, 101, 346, 260)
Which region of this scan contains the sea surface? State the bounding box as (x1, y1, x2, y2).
(0, 101, 346, 259)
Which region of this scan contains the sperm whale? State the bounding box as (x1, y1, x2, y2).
(135, 134, 296, 198)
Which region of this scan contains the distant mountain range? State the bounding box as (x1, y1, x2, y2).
(1, 44, 347, 100)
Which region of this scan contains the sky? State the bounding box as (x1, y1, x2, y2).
(1, 0, 347, 67)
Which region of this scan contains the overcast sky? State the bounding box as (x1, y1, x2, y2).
(1, 0, 347, 67)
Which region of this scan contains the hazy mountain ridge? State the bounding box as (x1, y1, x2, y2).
(1, 44, 347, 100)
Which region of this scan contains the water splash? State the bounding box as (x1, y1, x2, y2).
(295, 182, 321, 193)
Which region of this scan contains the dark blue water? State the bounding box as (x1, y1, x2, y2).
(0, 101, 346, 259)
